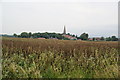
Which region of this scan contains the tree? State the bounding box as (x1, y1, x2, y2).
(67, 33, 70, 35)
(111, 36, 118, 41)
(100, 37, 105, 41)
(63, 37, 70, 40)
(20, 32, 29, 38)
(80, 33, 89, 40)
(17, 35, 21, 37)
(42, 33, 49, 39)
(72, 34, 75, 37)
(28, 32, 32, 38)
(106, 37, 111, 41)
(93, 37, 96, 41)
(32, 33, 38, 38)
(13, 33, 17, 37)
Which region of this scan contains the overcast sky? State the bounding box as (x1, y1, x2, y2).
(1, 0, 119, 37)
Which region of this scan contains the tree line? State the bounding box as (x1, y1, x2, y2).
(14, 32, 66, 40)
(13, 32, 118, 41)
(78, 33, 118, 41)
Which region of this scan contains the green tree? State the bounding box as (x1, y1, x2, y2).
(111, 36, 118, 41)
(67, 33, 70, 35)
(28, 32, 32, 38)
(20, 32, 29, 38)
(106, 37, 111, 41)
(80, 33, 89, 40)
(17, 35, 21, 37)
(13, 33, 17, 37)
(32, 33, 38, 38)
(72, 34, 75, 37)
(42, 33, 49, 39)
(93, 38, 96, 41)
(100, 37, 105, 41)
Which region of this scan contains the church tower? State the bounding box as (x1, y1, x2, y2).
(63, 25, 66, 34)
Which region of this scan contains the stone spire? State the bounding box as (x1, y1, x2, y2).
(63, 25, 66, 34)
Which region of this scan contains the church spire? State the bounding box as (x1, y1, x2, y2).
(63, 25, 66, 34)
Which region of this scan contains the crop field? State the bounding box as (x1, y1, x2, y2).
(2, 37, 119, 78)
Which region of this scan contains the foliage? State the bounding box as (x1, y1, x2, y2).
(100, 37, 105, 41)
(106, 36, 118, 41)
(111, 36, 118, 41)
(14, 32, 64, 39)
(2, 37, 118, 78)
(28, 32, 32, 38)
(79, 33, 89, 40)
(20, 32, 29, 38)
(13, 33, 17, 37)
(13, 32, 118, 41)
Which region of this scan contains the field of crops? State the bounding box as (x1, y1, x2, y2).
(2, 37, 119, 78)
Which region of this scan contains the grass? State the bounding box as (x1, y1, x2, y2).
(2, 37, 119, 78)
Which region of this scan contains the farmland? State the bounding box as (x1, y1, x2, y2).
(2, 37, 118, 78)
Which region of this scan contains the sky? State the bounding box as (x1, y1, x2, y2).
(1, 0, 119, 37)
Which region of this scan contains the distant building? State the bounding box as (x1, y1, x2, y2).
(62, 26, 77, 40)
(63, 25, 66, 34)
(62, 34, 77, 40)
(95, 37, 101, 41)
(89, 37, 101, 41)
(88, 38, 93, 41)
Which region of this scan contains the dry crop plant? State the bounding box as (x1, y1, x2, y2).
(2, 37, 118, 78)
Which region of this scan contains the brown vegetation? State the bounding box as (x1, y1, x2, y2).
(2, 37, 118, 78)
